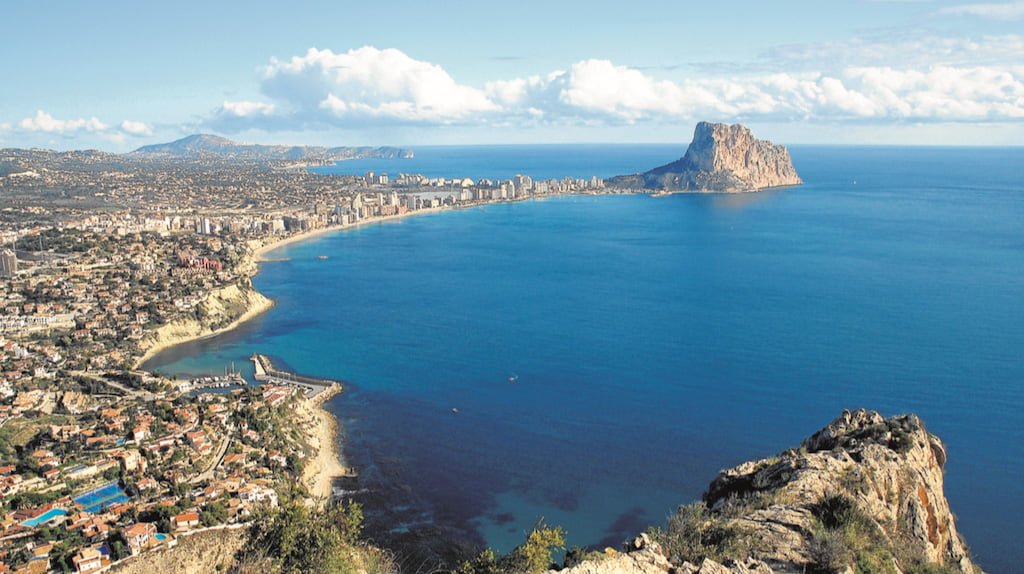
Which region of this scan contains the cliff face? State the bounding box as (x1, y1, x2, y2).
(110, 526, 247, 574)
(552, 410, 981, 574)
(134, 282, 273, 368)
(611, 122, 801, 192)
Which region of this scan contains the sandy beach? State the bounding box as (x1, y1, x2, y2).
(253, 204, 453, 262)
(297, 386, 347, 501)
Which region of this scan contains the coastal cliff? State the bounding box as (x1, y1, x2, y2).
(549, 410, 981, 574)
(135, 281, 273, 368)
(109, 526, 247, 574)
(609, 122, 801, 192)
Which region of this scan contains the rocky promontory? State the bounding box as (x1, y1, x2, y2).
(551, 409, 982, 574)
(609, 122, 801, 192)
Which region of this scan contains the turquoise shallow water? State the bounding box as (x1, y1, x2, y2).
(146, 145, 1024, 573)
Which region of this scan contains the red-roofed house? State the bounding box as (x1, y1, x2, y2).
(121, 522, 156, 555)
(170, 511, 200, 531)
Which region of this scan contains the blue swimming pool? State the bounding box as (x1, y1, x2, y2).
(154, 533, 168, 542)
(73, 482, 129, 513)
(21, 508, 67, 527)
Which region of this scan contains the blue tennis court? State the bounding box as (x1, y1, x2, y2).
(73, 482, 130, 513)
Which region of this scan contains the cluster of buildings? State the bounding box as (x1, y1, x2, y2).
(0, 381, 312, 573)
(0, 223, 244, 378)
(0, 148, 368, 213)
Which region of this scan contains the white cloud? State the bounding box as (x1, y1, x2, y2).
(202, 46, 1024, 133)
(484, 62, 1024, 123)
(14, 111, 154, 141)
(220, 100, 276, 117)
(262, 46, 497, 124)
(119, 120, 153, 136)
(941, 1, 1024, 19)
(19, 110, 108, 133)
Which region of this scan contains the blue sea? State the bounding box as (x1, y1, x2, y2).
(309, 144, 681, 181)
(146, 144, 1024, 573)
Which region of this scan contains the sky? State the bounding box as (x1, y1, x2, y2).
(1, 0, 1022, 150)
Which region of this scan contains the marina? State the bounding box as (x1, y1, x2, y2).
(178, 364, 248, 393)
(250, 353, 342, 399)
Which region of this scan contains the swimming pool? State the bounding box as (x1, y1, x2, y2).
(73, 482, 130, 513)
(21, 508, 67, 527)
(154, 533, 168, 542)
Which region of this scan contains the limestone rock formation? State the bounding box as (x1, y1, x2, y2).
(703, 409, 979, 573)
(610, 122, 801, 192)
(109, 526, 246, 574)
(551, 410, 981, 574)
(549, 534, 772, 574)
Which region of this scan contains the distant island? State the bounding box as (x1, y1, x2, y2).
(131, 133, 414, 164)
(608, 121, 802, 193)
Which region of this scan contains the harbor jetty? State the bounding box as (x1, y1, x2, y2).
(250, 353, 341, 400)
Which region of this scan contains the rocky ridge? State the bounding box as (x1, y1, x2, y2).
(551, 410, 981, 574)
(610, 122, 801, 192)
(130, 133, 413, 162)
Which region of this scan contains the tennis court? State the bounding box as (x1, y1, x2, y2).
(73, 482, 130, 513)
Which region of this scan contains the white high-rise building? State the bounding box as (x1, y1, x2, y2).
(0, 249, 17, 278)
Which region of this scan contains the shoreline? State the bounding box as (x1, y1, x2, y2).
(133, 285, 275, 370)
(298, 385, 347, 501)
(134, 194, 631, 506)
(137, 205, 455, 371)
(252, 203, 459, 261)
(136, 205, 470, 503)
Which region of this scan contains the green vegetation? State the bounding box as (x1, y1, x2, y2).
(456, 520, 566, 574)
(808, 493, 897, 574)
(6, 488, 69, 510)
(808, 417, 919, 455)
(0, 414, 74, 454)
(562, 546, 611, 569)
(648, 502, 751, 565)
(201, 500, 228, 526)
(234, 499, 373, 574)
(807, 493, 962, 574)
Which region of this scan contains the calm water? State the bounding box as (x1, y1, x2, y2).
(147, 145, 1024, 573)
(310, 144, 682, 181)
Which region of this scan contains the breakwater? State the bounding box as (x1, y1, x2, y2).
(250, 353, 341, 400)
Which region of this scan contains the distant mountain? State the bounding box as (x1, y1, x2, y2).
(130, 134, 414, 162)
(609, 122, 801, 192)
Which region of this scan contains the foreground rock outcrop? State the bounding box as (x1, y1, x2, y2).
(609, 122, 801, 192)
(552, 410, 981, 574)
(110, 526, 247, 574)
(553, 533, 772, 574)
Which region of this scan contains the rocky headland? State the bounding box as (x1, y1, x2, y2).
(551, 409, 981, 574)
(609, 122, 801, 193)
